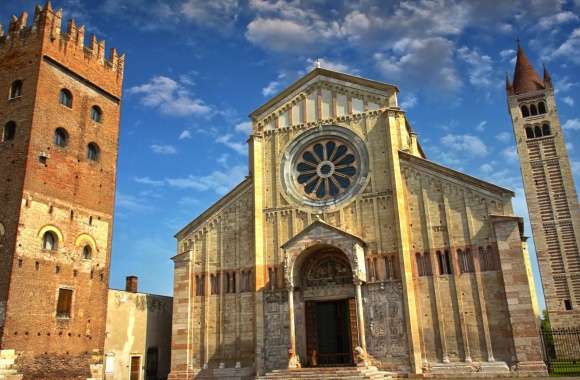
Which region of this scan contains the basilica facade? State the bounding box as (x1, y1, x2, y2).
(169, 68, 546, 379)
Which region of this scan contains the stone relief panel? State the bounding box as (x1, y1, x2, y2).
(263, 291, 290, 371)
(364, 282, 409, 368)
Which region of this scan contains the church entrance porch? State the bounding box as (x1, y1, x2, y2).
(305, 299, 354, 367)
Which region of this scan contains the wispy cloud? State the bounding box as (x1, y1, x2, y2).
(166, 165, 247, 195)
(134, 176, 165, 186)
(128, 76, 212, 117)
(179, 130, 192, 140)
(563, 118, 580, 131)
(441, 134, 488, 156)
(151, 144, 178, 155)
(216, 134, 247, 155)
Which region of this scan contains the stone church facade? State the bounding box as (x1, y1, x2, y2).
(170, 68, 547, 379)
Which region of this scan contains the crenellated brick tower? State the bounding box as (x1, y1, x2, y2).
(506, 43, 580, 328)
(0, 2, 124, 378)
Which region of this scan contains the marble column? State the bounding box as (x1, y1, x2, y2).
(354, 279, 367, 352)
(287, 284, 301, 368)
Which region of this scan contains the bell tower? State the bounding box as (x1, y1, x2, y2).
(506, 42, 580, 328)
(0, 2, 124, 378)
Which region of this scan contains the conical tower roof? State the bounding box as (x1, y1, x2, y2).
(512, 43, 544, 95)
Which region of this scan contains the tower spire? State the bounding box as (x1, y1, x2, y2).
(543, 63, 553, 89)
(511, 41, 544, 95)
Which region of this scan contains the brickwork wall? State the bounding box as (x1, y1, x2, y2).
(0, 4, 123, 379)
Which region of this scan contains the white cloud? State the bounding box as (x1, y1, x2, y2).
(375, 37, 462, 92)
(235, 121, 252, 134)
(562, 96, 575, 106)
(166, 165, 247, 195)
(128, 76, 212, 117)
(499, 49, 515, 61)
(262, 72, 286, 97)
(441, 134, 488, 156)
(476, 121, 488, 132)
(179, 130, 192, 140)
(216, 134, 247, 155)
(572, 161, 580, 174)
(480, 163, 494, 173)
(400, 94, 418, 109)
(151, 144, 177, 155)
(555, 76, 578, 93)
(538, 11, 579, 30)
(496, 131, 512, 143)
(563, 118, 580, 130)
(566, 142, 575, 152)
(217, 153, 229, 167)
(116, 193, 154, 213)
(134, 176, 165, 186)
(180, 0, 239, 28)
(457, 46, 495, 88)
(551, 28, 580, 64)
(501, 146, 518, 161)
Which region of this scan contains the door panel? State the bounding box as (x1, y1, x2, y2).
(130, 356, 141, 380)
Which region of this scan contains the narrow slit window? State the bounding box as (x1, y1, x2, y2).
(538, 101, 547, 114)
(91, 106, 103, 123)
(82, 245, 92, 260)
(87, 142, 100, 161)
(2, 122, 16, 142)
(542, 124, 551, 136)
(521, 105, 530, 117)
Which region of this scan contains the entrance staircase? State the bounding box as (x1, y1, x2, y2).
(0, 350, 22, 380)
(257, 366, 393, 379)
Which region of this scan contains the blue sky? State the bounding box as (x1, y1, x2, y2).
(2, 1, 580, 305)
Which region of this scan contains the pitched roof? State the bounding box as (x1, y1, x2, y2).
(512, 44, 544, 95)
(281, 219, 366, 249)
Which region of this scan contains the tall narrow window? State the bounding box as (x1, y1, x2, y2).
(534, 126, 542, 138)
(42, 231, 58, 251)
(195, 275, 205, 296)
(87, 142, 100, 161)
(59, 89, 73, 108)
(2, 122, 16, 142)
(458, 249, 474, 273)
(54, 128, 69, 147)
(91, 106, 103, 123)
(437, 250, 452, 275)
(82, 245, 92, 260)
(210, 274, 220, 295)
(521, 105, 530, 117)
(538, 101, 547, 114)
(542, 123, 551, 136)
(530, 104, 538, 116)
(9, 80, 22, 99)
(56, 288, 73, 318)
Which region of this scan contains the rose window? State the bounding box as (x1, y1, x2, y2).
(295, 140, 358, 200)
(281, 125, 369, 209)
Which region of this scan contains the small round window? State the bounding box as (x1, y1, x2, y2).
(281, 125, 369, 209)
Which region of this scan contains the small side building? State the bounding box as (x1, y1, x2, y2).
(104, 276, 172, 380)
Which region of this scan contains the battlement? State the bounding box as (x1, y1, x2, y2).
(0, 2, 124, 85)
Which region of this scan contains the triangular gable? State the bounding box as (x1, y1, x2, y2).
(281, 219, 366, 250)
(250, 68, 399, 125)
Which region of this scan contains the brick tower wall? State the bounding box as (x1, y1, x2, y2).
(0, 4, 124, 379)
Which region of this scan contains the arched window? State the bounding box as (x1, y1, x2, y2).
(542, 123, 551, 136)
(54, 128, 69, 147)
(91, 106, 102, 123)
(82, 245, 92, 260)
(530, 104, 538, 116)
(521, 105, 530, 117)
(87, 142, 100, 161)
(2, 122, 16, 142)
(525, 126, 534, 139)
(42, 231, 58, 251)
(538, 101, 547, 114)
(59, 89, 73, 108)
(534, 126, 542, 138)
(9, 80, 22, 99)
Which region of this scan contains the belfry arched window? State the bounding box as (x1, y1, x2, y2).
(521, 105, 530, 117)
(530, 104, 538, 116)
(82, 245, 92, 259)
(542, 123, 551, 136)
(525, 126, 534, 139)
(9, 80, 22, 99)
(538, 101, 547, 114)
(2, 122, 16, 142)
(91, 106, 102, 123)
(54, 128, 69, 148)
(87, 142, 100, 161)
(59, 89, 73, 108)
(42, 231, 58, 251)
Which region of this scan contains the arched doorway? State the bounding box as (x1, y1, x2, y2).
(296, 246, 357, 367)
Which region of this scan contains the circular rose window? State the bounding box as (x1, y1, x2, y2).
(281, 125, 369, 209)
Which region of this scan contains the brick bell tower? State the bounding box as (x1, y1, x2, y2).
(506, 42, 580, 328)
(0, 2, 124, 378)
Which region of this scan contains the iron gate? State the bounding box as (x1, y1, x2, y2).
(540, 326, 580, 376)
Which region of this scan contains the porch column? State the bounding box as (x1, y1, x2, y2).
(287, 284, 300, 368)
(354, 279, 367, 351)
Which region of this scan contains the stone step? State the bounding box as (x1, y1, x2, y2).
(257, 366, 392, 380)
